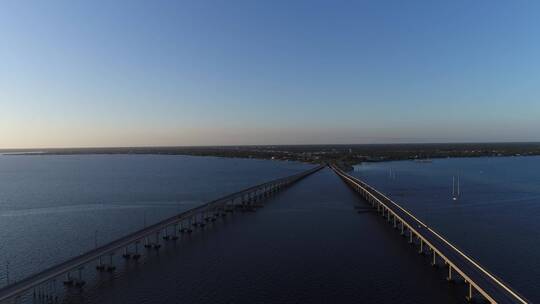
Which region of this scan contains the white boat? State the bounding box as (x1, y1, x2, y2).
(452, 175, 461, 201)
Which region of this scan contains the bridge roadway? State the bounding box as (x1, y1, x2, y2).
(0, 165, 324, 302)
(331, 165, 529, 304)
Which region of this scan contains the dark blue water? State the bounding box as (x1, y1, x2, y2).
(351, 156, 540, 302)
(71, 168, 464, 304)
(0, 155, 313, 286)
(1, 155, 535, 303)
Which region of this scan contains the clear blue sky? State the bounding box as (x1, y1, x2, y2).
(1, 0, 539, 148)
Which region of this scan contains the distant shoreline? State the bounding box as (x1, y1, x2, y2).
(2, 143, 540, 170)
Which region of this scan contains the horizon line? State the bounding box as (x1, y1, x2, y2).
(2, 140, 540, 151)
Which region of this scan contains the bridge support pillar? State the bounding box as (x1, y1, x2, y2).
(63, 272, 73, 286)
(133, 242, 141, 260)
(106, 253, 116, 272)
(409, 231, 413, 244)
(96, 255, 105, 271)
(122, 247, 131, 259)
(400, 223, 405, 235)
(431, 250, 437, 266)
(74, 266, 85, 287)
(145, 236, 150, 247)
(466, 282, 473, 302)
(418, 239, 423, 254)
(154, 232, 161, 249)
(447, 265, 453, 282)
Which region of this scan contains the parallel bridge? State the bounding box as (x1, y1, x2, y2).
(0, 165, 324, 302)
(0, 164, 530, 303)
(332, 165, 529, 304)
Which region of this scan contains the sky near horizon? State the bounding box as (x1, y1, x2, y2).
(1, 0, 540, 148)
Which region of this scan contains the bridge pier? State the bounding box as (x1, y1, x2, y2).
(180, 219, 193, 233)
(154, 232, 161, 249)
(466, 282, 473, 302)
(409, 230, 414, 244)
(63, 272, 73, 286)
(173, 224, 179, 238)
(431, 250, 437, 267)
(133, 242, 141, 260)
(447, 265, 453, 282)
(76, 266, 85, 287)
(122, 247, 131, 259)
(418, 239, 424, 254)
(219, 204, 227, 217)
(106, 253, 115, 272)
(163, 225, 178, 240)
(96, 256, 105, 271)
(144, 236, 151, 248)
(97, 254, 115, 272)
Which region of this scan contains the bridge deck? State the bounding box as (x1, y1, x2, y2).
(332, 166, 529, 304)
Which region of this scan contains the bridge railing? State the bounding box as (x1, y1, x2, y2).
(0, 164, 324, 302)
(331, 165, 529, 304)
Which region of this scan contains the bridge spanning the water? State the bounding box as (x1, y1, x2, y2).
(0, 164, 530, 304)
(0, 165, 324, 303)
(331, 165, 530, 304)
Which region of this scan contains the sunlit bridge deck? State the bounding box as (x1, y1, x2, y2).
(331, 165, 530, 304)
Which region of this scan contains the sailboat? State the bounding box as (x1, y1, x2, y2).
(452, 176, 460, 201)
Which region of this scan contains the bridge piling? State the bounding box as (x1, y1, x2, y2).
(106, 253, 115, 272)
(122, 247, 131, 259)
(172, 224, 179, 240)
(466, 282, 473, 302)
(96, 256, 104, 271)
(144, 236, 150, 248)
(154, 232, 161, 249)
(134, 242, 141, 259)
(62, 273, 72, 286)
(75, 266, 85, 287)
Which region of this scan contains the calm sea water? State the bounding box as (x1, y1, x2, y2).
(351, 156, 540, 302)
(64, 167, 464, 304)
(0, 155, 536, 303)
(0, 155, 313, 287)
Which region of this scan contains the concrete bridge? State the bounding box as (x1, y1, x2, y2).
(0, 164, 530, 303)
(0, 165, 324, 303)
(331, 165, 530, 304)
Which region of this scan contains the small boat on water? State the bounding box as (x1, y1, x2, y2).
(452, 176, 460, 201)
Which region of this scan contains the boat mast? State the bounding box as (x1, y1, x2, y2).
(452, 176, 455, 197)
